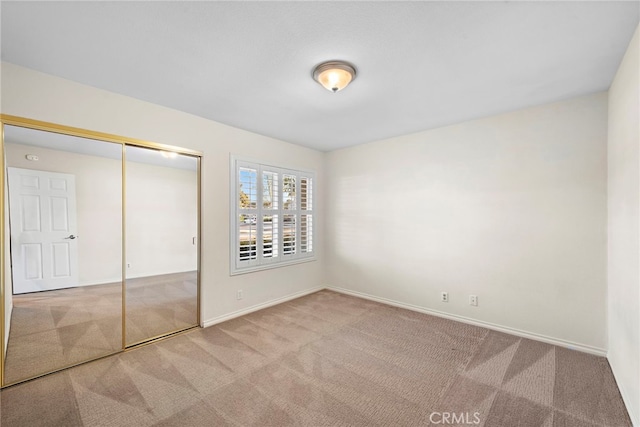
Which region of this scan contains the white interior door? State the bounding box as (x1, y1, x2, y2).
(8, 167, 79, 294)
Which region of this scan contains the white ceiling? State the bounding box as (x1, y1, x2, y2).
(1, 1, 638, 152)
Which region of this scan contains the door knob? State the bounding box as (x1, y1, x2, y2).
(64, 235, 78, 240)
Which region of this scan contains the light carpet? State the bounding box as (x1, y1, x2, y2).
(0, 290, 631, 426)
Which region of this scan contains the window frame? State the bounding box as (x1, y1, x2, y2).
(230, 156, 316, 275)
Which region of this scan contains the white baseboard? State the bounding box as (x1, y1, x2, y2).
(78, 277, 123, 287)
(326, 285, 607, 357)
(202, 286, 324, 328)
(78, 270, 197, 287)
(125, 269, 197, 280)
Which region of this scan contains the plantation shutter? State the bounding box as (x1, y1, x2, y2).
(232, 157, 315, 274)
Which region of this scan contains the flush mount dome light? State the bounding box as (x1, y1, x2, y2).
(160, 151, 178, 159)
(312, 60, 357, 93)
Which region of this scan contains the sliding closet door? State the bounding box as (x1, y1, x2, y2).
(124, 145, 198, 346)
(2, 125, 122, 385)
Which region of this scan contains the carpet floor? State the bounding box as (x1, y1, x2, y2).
(4, 271, 197, 385)
(0, 290, 632, 426)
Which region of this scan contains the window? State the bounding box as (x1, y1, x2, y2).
(231, 157, 315, 274)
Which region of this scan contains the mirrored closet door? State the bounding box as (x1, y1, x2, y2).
(1, 117, 201, 387)
(124, 146, 199, 346)
(2, 124, 123, 385)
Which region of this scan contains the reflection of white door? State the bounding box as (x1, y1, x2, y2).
(8, 167, 79, 294)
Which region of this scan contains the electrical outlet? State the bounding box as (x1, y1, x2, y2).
(469, 295, 478, 306)
(236, 290, 243, 300)
(441, 292, 449, 303)
(127, 263, 131, 268)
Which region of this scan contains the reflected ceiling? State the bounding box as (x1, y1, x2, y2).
(4, 126, 196, 170)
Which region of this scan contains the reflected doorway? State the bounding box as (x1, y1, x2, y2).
(8, 168, 79, 293)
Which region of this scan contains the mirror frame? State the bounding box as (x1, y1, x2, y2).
(0, 114, 202, 387)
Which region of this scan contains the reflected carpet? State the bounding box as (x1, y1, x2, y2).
(3, 271, 197, 384)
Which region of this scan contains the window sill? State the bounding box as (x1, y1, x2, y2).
(230, 257, 317, 276)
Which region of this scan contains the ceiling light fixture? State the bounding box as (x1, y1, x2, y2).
(160, 151, 178, 159)
(312, 60, 357, 93)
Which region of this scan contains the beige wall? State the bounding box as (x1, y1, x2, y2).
(608, 24, 640, 426)
(325, 92, 608, 353)
(0, 62, 325, 325)
(126, 159, 198, 278)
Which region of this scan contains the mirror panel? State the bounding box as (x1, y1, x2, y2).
(124, 145, 198, 346)
(2, 125, 122, 384)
